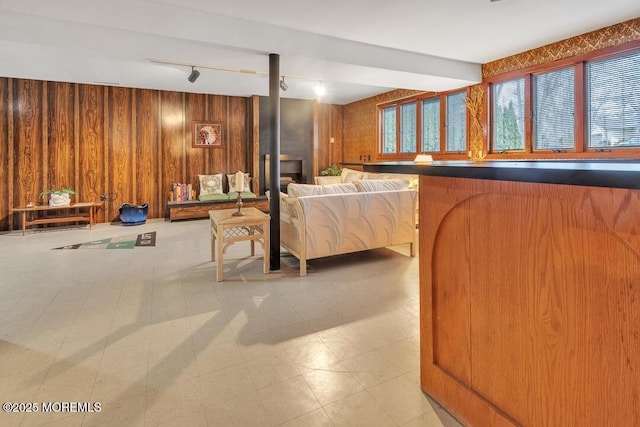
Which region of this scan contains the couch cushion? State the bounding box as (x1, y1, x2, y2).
(340, 167, 364, 183)
(198, 173, 224, 196)
(198, 193, 229, 202)
(353, 178, 410, 192)
(287, 183, 358, 198)
(227, 191, 257, 199)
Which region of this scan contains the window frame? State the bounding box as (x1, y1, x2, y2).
(377, 88, 470, 160)
(485, 39, 640, 159)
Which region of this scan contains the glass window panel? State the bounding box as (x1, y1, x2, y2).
(588, 51, 640, 148)
(422, 98, 440, 152)
(534, 68, 575, 150)
(400, 102, 417, 153)
(492, 79, 525, 151)
(382, 106, 396, 154)
(446, 92, 467, 152)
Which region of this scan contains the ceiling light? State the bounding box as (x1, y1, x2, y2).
(314, 82, 326, 99)
(279, 76, 288, 91)
(187, 66, 200, 83)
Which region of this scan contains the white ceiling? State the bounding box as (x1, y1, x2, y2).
(0, 0, 638, 104)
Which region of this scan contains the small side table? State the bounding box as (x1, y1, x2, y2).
(209, 207, 271, 282)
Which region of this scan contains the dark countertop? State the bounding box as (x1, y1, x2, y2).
(364, 160, 640, 190)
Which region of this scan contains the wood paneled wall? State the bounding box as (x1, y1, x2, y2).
(0, 78, 255, 231)
(314, 103, 344, 175)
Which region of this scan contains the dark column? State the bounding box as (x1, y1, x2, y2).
(269, 53, 281, 271)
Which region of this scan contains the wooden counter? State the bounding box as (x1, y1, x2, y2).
(366, 161, 640, 427)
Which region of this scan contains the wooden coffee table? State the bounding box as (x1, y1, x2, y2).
(209, 207, 270, 282)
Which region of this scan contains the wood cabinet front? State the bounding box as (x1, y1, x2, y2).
(420, 175, 640, 427)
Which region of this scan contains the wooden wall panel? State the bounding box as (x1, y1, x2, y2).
(209, 95, 227, 179)
(107, 87, 134, 222)
(227, 96, 247, 175)
(0, 79, 9, 230)
(160, 91, 184, 216)
(135, 89, 160, 218)
(46, 82, 76, 195)
(78, 84, 106, 223)
(13, 80, 44, 206)
(185, 93, 206, 195)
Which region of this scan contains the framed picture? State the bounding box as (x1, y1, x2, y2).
(193, 121, 224, 148)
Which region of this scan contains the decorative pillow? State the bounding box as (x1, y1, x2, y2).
(340, 167, 364, 183)
(227, 172, 251, 192)
(362, 172, 386, 180)
(315, 176, 342, 185)
(287, 183, 358, 198)
(353, 178, 410, 192)
(198, 193, 229, 202)
(198, 174, 224, 196)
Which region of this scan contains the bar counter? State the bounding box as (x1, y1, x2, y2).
(365, 160, 640, 427)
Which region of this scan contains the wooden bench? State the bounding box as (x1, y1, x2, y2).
(168, 196, 269, 221)
(11, 202, 103, 235)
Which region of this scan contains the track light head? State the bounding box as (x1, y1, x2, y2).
(188, 66, 200, 83)
(279, 76, 288, 91)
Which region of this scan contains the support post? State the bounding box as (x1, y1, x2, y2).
(269, 53, 281, 271)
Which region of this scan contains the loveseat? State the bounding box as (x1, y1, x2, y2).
(279, 179, 417, 276)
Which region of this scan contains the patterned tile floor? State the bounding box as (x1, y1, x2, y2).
(0, 219, 463, 426)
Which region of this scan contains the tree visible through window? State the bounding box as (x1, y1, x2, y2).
(382, 106, 396, 154)
(422, 98, 440, 152)
(400, 102, 417, 153)
(446, 92, 467, 152)
(493, 79, 525, 151)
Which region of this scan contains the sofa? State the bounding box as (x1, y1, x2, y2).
(279, 179, 417, 276)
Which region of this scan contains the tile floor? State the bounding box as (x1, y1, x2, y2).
(0, 219, 463, 427)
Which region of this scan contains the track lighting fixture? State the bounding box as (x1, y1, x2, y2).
(279, 76, 288, 91)
(187, 66, 200, 83)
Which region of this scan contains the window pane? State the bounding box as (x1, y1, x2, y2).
(422, 98, 440, 152)
(446, 92, 466, 152)
(534, 68, 575, 150)
(400, 102, 417, 153)
(382, 106, 396, 154)
(588, 51, 640, 148)
(492, 79, 525, 151)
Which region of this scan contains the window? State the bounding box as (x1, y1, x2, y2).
(492, 78, 525, 151)
(381, 105, 396, 154)
(422, 98, 440, 152)
(378, 90, 467, 158)
(400, 102, 417, 153)
(588, 51, 640, 148)
(534, 67, 575, 150)
(446, 92, 467, 152)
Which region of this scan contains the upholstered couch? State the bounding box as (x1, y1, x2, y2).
(279, 180, 417, 276)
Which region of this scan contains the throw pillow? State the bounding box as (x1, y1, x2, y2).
(227, 172, 251, 192)
(198, 174, 224, 196)
(340, 167, 364, 183)
(353, 178, 410, 192)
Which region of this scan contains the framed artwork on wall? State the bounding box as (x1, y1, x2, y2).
(193, 121, 224, 148)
